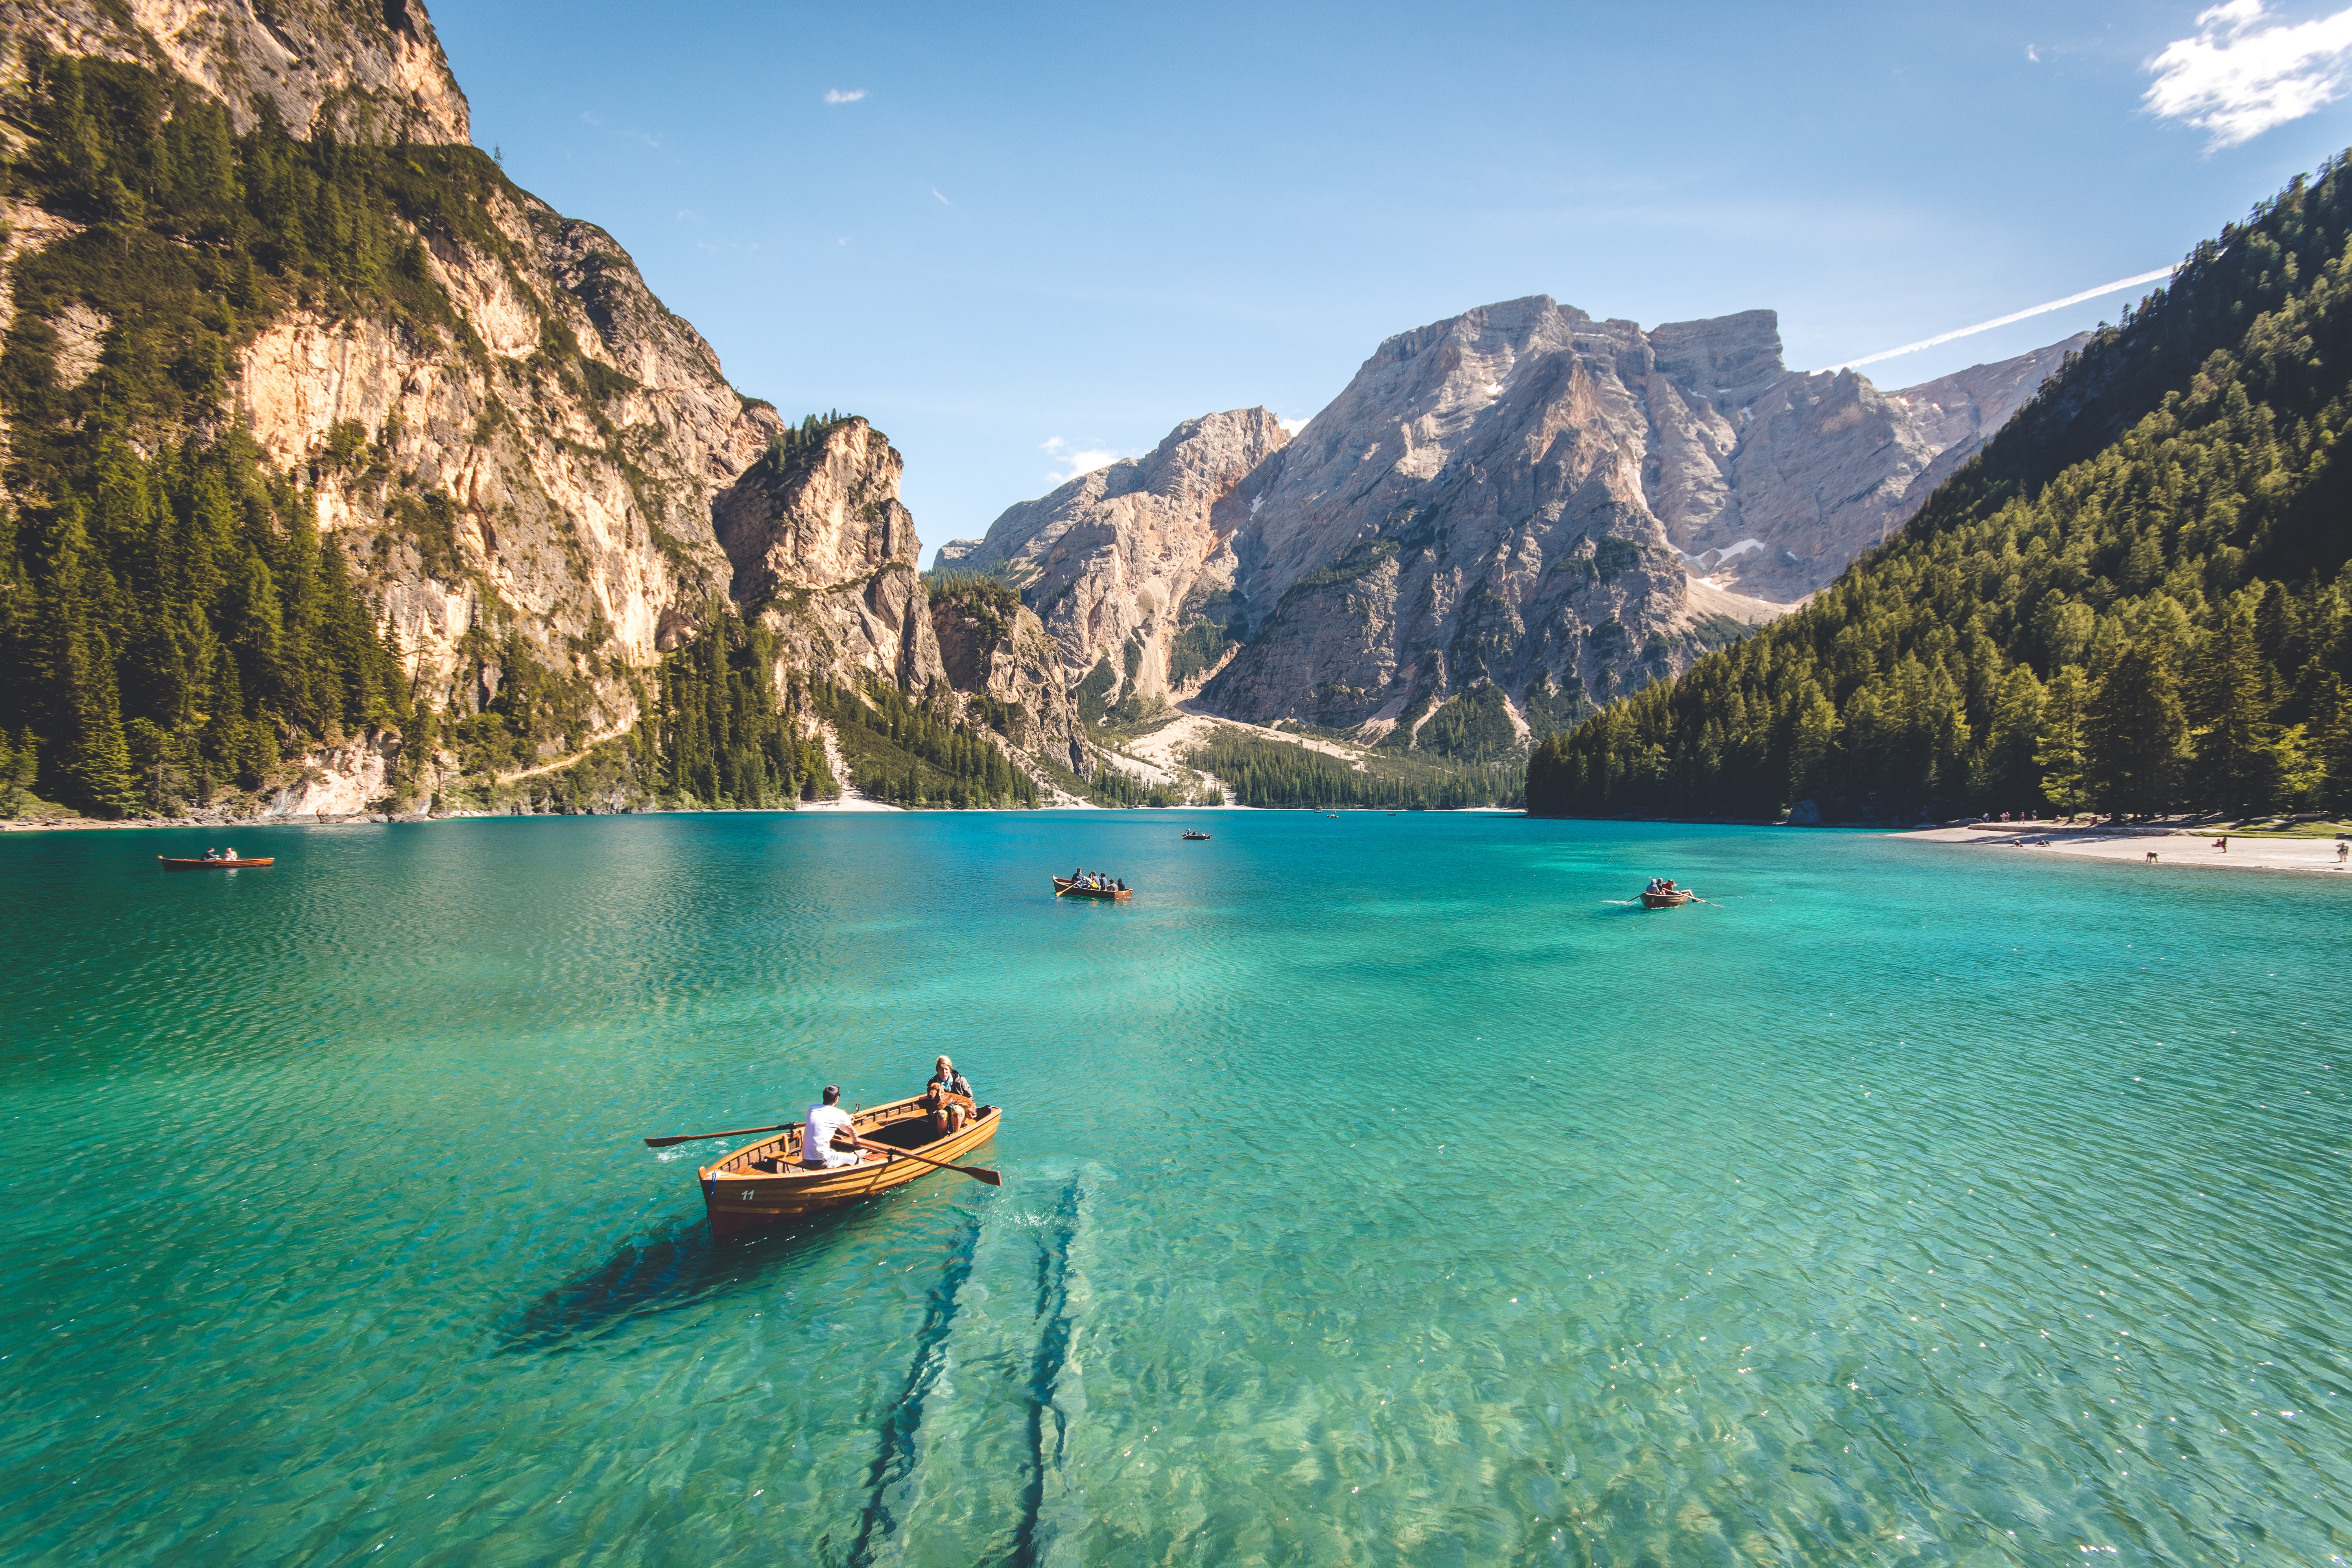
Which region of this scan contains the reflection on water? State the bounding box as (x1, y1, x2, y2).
(2, 812, 2349, 1565)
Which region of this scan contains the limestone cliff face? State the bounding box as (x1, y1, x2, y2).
(234, 188, 782, 727)
(711, 418, 948, 695)
(1207, 298, 1703, 730)
(926, 588, 1085, 770)
(0, 0, 471, 141)
(1651, 314, 2086, 600)
(1181, 298, 2081, 732)
(954, 408, 1289, 705)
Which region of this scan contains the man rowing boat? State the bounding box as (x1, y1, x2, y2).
(800, 1085, 881, 1170)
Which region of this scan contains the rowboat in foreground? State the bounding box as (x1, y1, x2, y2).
(1053, 876, 1131, 899)
(699, 1093, 1001, 1238)
(1640, 887, 1694, 908)
(159, 856, 275, 869)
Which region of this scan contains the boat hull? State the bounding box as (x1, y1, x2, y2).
(1640, 890, 1693, 908)
(158, 857, 275, 869)
(698, 1095, 1001, 1238)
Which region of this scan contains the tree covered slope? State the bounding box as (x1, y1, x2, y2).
(1528, 157, 2352, 823)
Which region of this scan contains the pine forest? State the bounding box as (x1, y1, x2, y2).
(1529, 156, 2352, 825)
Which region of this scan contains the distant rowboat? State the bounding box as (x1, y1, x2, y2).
(158, 856, 274, 869)
(699, 1093, 1001, 1238)
(1640, 887, 1693, 908)
(1053, 876, 1131, 899)
(1182, 830, 1210, 840)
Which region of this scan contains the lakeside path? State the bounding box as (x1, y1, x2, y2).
(1898, 822, 2352, 876)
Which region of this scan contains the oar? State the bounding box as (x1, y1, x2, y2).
(852, 1135, 1002, 1186)
(642, 1122, 794, 1149)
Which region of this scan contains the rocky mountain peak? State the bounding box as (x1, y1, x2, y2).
(1647, 308, 1787, 409)
(2, 0, 472, 141)
(954, 407, 1288, 708)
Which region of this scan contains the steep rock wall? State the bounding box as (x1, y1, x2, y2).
(951, 408, 1289, 707)
(236, 188, 781, 738)
(1208, 299, 1702, 729)
(712, 417, 948, 695)
(927, 589, 1085, 771)
(0, 0, 471, 141)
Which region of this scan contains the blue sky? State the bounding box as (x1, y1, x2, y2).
(437, 0, 2352, 560)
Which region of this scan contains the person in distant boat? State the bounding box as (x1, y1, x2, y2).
(800, 1085, 868, 1170)
(222, 846, 237, 861)
(202, 848, 221, 861)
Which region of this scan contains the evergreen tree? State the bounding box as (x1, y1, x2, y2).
(0, 730, 40, 815)
(2036, 666, 2093, 817)
(2188, 610, 2287, 812)
(2314, 675, 2352, 811)
(2085, 642, 2190, 816)
(1976, 663, 2046, 812)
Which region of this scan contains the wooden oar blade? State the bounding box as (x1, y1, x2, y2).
(968, 1166, 1003, 1186)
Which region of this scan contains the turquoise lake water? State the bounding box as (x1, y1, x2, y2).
(2, 812, 2348, 1566)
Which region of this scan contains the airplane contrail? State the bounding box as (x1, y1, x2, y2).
(1830, 266, 2179, 371)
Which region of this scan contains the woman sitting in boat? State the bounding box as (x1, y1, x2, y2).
(925, 1055, 972, 1134)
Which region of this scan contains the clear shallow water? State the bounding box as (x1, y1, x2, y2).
(2, 812, 2348, 1567)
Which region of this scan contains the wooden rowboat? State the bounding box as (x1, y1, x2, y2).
(158, 856, 275, 869)
(699, 1093, 1001, 1238)
(1053, 876, 1131, 899)
(1182, 830, 1210, 840)
(1640, 887, 1693, 908)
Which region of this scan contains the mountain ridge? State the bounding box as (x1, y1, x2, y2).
(954, 297, 2084, 756)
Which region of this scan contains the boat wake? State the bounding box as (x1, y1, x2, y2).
(825, 1161, 1108, 1568)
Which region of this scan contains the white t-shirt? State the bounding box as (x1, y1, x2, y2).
(803, 1104, 858, 1167)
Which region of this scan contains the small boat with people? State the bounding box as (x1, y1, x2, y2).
(159, 849, 273, 869)
(1054, 868, 1132, 899)
(643, 1060, 1003, 1239)
(1182, 830, 1211, 840)
(1640, 877, 1693, 908)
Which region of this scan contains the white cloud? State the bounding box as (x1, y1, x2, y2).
(581, 109, 660, 149)
(2026, 44, 2041, 63)
(1276, 414, 1310, 435)
(1041, 436, 1122, 485)
(932, 187, 953, 206)
(823, 88, 867, 105)
(2146, 0, 2352, 148)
